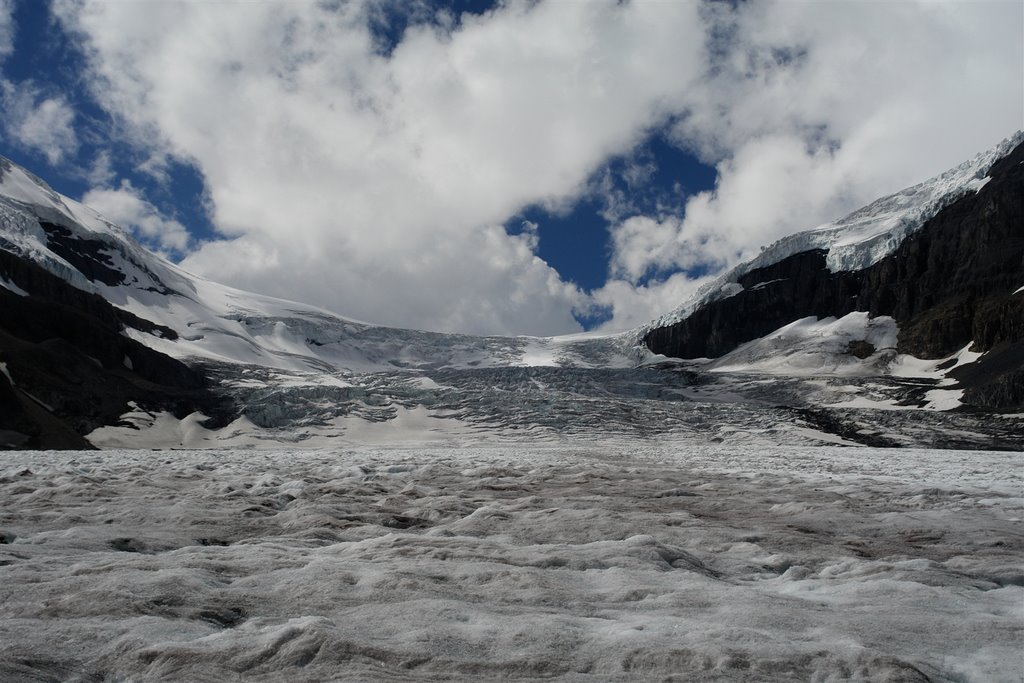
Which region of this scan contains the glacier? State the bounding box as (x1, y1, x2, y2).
(1, 137, 1023, 682)
(1, 443, 1021, 681)
(3, 136, 1024, 449)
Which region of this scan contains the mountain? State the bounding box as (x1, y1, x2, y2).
(1, 135, 1021, 450)
(644, 133, 1024, 410)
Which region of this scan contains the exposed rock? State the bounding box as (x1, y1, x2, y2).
(952, 341, 1024, 410)
(0, 250, 234, 447)
(0, 365, 95, 450)
(0, 250, 179, 340)
(40, 222, 126, 287)
(846, 340, 876, 359)
(644, 250, 864, 359)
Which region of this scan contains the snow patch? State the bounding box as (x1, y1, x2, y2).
(708, 312, 898, 376)
(87, 403, 481, 450)
(0, 274, 27, 296)
(328, 406, 480, 446)
(890, 343, 982, 380)
(923, 388, 965, 411)
(87, 407, 265, 449)
(516, 339, 561, 367)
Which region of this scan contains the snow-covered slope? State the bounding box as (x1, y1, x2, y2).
(0, 156, 635, 375)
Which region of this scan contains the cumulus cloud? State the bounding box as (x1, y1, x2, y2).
(597, 0, 1022, 328)
(85, 149, 116, 187)
(82, 181, 191, 253)
(54, 0, 704, 335)
(52, 0, 1023, 335)
(0, 2, 81, 168)
(609, 215, 687, 284)
(589, 272, 713, 333)
(0, 0, 13, 63)
(1, 82, 78, 165)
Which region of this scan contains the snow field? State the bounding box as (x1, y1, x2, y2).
(1, 443, 1021, 681)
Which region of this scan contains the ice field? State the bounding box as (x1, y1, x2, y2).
(1, 442, 1021, 681)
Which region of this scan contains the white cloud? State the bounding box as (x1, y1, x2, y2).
(1, 82, 78, 165)
(52, 0, 1023, 335)
(53, 0, 705, 335)
(86, 149, 115, 186)
(183, 223, 583, 335)
(600, 0, 1022, 323)
(0, 3, 80, 167)
(0, 3, 81, 168)
(589, 272, 713, 334)
(656, 0, 1021, 273)
(609, 215, 687, 284)
(82, 181, 190, 253)
(0, 0, 14, 63)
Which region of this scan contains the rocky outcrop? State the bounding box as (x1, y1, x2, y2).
(645, 141, 1024, 409)
(0, 251, 232, 449)
(0, 249, 179, 341)
(40, 222, 127, 287)
(643, 250, 864, 359)
(861, 143, 1024, 358)
(952, 341, 1024, 409)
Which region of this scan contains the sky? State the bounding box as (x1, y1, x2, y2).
(0, 0, 1021, 336)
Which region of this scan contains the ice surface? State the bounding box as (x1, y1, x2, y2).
(83, 356, 1024, 451)
(1, 444, 1021, 681)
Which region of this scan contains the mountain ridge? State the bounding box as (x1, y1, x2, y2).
(1, 135, 1021, 450)
(643, 135, 1024, 410)
(644, 131, 1023, 333)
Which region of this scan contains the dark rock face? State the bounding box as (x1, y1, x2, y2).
(0, 250, 180, 341)
(0, 251, 231, 449)
(951, 341, 1024, 409)
(645, 141, 1024, 409)
(861, 143, 1024, 357)
(40, 222, 127, 287)
(846, 340, 876, 359)
(645, 250, 864, 359)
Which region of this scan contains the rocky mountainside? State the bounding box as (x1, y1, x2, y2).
(1, 136, 1022, 450)
(644, 135, 1024, 410)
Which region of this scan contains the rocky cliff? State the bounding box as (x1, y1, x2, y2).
(0, 249, 229, 449)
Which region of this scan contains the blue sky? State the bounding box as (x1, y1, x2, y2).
(2, 0, 217, 240)
(1, 0, 1020, 335)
